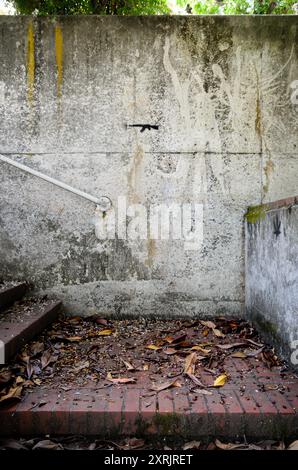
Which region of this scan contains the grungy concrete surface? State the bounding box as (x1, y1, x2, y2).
(0, 16, 297, 317)
(246, 201, 298, 366)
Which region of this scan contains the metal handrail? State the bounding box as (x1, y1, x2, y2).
(0, 153, 112, 211)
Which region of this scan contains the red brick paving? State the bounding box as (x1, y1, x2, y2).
(1, 359, 298, 440)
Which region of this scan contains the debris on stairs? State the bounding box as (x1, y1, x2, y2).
(0, 316, 298, 439)
(0, 281, 62, 365)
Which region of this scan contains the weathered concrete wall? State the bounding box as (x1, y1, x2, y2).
(245, 197, 298, 366)
(0, 16, 297, 316)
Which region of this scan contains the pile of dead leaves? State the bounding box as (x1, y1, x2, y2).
(0, 436, 298, 451)
(0, 316, 283, 405)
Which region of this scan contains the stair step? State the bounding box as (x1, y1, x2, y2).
(0, 300, 62, 364)
(0, 283, 28, 312)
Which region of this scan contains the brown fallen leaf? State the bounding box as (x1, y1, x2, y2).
(183, 441, 201, 450)
(170, 334, 187, 344)
(215, 439, 250, 450)
(246, 347, 264, 357)
(191, 345, 211, 354)
(163, 348, 177, 355)
(246, 338, 264, 348)
(65, 336, 82, 342)
(146, 344, 161, 351)
(30, 342, 44, 356)
(15, 376, 24, 385)
(73, 361, 90, 372)
(217, 342, 246, 350)
(0, 385, 22, 404)
(288, 440, 298, 450)
(201, 320, 216, 329)
(213, 374, 228, 387)
(213, 328, 225, 338)
(41, 350, 57, 370)
(184, 352, 197, 374)
(231, 351, 247, 359)
(0, 370, 12, 384)
(121, 359, 135, 371)
(150, 378, 181, 392)
(26, 361, 34, 379)
(119, 438, 145, 450)
(32, 439, 63, 450)
(186, 373, 206, 388)
(107, 373, 136, 384)
(98, 329, 113, 336)
(194, 388, 212, 395)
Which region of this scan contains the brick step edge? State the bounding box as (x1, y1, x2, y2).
(0, 283, 28, 312)
(1, 387, 298, 440)
(0, 301, 62, 364)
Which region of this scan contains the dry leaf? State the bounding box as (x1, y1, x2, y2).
(146, 344, 161, 351)
(186, 373, 205, 388)
(213, 374, 227, 387)
(183, 441, 201, 450)
(213, 328, 225, 338)
(164, 335, 174, 343)
(32, 439, 63, 450)
(150, 378, 181, 392)
(98, 329, 113, 336)
(74, 361, 90, 372)
(66, 336, 82, 342)
(26, 361, 34, 379)
(231, 351, 247, 359)
(217, 342, 246, 350)
(107, 373, 136, 384)
(163, 348, 177, 355)
(41, 350, 56, 370)
(0, 370, 12, 384)
(0, 385, 22, 403)
(31, 342, 44, 356)
(201, 320, 216, 329)
(184, 352, 197, 374)
(121, 359, 135, 371)
(288, 440, 298, 450)
(15, 376, 24, 385)
(143, 364, 149, 370)
(191, 345, 211, 354)
(215, 439, 244, 450)
(202, 329, 209, 337)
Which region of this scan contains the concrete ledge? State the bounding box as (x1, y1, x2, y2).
(0, 283, 28, 312)
(0, 301, 62, 364)
(264, 196, 298, 212)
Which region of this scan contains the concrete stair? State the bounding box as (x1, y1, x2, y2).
(0, 282, 62, 365)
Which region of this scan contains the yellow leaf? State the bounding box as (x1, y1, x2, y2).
(213, 328, 225, 338)
(231, 351, 247, 359)
(146, 344, 161, 351)
(213, 374, 227, 387)
(98, 329, 113, 336)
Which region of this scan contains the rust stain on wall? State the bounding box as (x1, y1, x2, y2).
(27, 22, 35, 103)
(55, 25, 63, 98)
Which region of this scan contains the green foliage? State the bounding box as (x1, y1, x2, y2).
(11, 0, 170, 15)
(176, 0, 296, 14)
